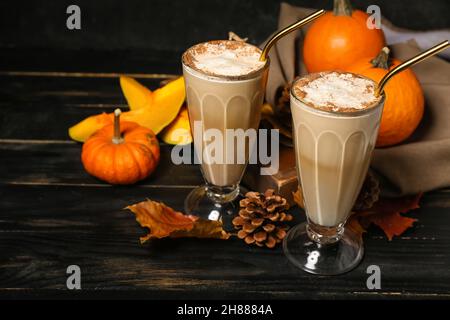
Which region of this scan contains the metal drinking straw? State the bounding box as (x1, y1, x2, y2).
(376, 40, 450, 96)
(259, 9, 326, 62)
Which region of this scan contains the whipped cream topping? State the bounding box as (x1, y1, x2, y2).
(294, 72, 381, 112)
(184, 40, 265, 77)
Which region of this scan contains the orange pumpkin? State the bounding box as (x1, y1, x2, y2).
(81, 109, 160, 184)
(346, 47, 425, 147)
(303, 0, 385, 73)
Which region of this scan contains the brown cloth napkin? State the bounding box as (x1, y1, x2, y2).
(265, 3, 450, 196)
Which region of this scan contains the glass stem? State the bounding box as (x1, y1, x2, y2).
(206, 184, 240, 204)
(306, 220, 345, 245)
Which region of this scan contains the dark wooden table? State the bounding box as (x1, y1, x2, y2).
(1, 49, 449, 300)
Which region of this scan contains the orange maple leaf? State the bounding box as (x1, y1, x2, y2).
(351, 193, 422, 241)
(368, 212, 417, 241)
(293, 188, 422, 241)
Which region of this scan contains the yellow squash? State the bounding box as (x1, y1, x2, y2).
(120, 76, 153, 110)
(161, 107, 192, 145)
(69, 76, 186, 142)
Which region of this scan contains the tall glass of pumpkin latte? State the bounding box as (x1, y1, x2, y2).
(284, 71, 385, 275)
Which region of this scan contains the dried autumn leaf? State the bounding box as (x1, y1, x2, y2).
(357, 193, 422, 241)
(170, 219, 230, 240)
(293, 185, 422, 241)
(126, 199, 229, 243)
(368, 212, 417, 241)
(126, 200, 195, 243)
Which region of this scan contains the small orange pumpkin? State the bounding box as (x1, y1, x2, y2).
(303, 0, 385, 73)
(81, 109, 160, 184)
(346, 47, 425, 147)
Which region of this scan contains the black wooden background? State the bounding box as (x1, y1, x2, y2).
(2, 0, 450, 52)
(0, 0, 450, 299)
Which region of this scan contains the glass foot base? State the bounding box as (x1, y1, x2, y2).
(283, 223, 364, 275)
(184, 186, 242, 230)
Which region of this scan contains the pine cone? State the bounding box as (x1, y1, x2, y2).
(353, 171, 380, 211)
(232, 189, 293, 248)
(276, 83, 291, 116)
(275, 83, 293, 130)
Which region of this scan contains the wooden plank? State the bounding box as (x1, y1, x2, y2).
(0, 48, 182, 75)
(0, 101, 122, 140)
(0, 99, 151, 140)
(0, 71, 178, 79)
(0, 75, 166, 106)
(0, 142, 202, 187)
(0, 185, 449, 298)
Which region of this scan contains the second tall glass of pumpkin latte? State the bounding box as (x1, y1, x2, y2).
(283, 71, 385, 275)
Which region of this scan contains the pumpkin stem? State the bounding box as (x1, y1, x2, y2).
(371, 47, 391, 69)
(333, 0, 353, 16)
(113, 108, 124, 144)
